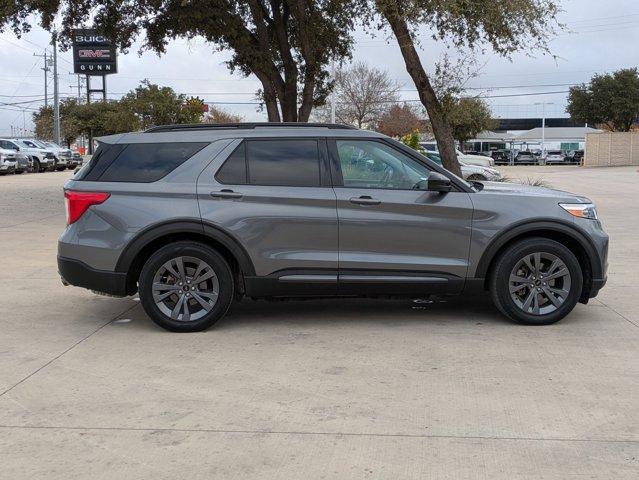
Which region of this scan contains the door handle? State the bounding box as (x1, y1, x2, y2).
(349, 195, 381, 205)
(210, 189, 243, 199)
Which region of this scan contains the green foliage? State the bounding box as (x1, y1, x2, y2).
(370, 0, 562, 56)
(399, 130, 423, 151)
(1, 1, 357, 122)
(205, 106, 243, 124)
(33, 99, 87, 146)
(567, 68, 639, 132)
(443, 96, 497, 144)
(118, 79, 204, 129)
(32, 81, 205, 142)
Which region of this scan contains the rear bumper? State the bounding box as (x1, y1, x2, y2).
(58, 255, 128, 297)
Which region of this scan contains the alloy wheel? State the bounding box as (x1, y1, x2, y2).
(152, 256, 219, 322)
(508, 252, 571, 316)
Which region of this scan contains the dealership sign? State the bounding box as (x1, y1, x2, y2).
(72, 29, 117, 75)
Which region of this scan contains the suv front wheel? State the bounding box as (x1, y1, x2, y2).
(490, 238, 583, 325)
(138, 241, 234, 332)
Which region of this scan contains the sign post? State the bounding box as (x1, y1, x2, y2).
(72, 28, 118, 153)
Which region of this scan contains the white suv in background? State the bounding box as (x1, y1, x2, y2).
(18, 138, 69, 171)
(31, 139, 74, 170)
(419, 141, 495, 167)
(0, 146, 18, 174)
(0, 139, 55, 172)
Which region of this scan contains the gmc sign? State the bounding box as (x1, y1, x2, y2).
(72, 28, 117, 75)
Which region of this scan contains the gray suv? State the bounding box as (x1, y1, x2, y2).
(58, 124, 608, 332)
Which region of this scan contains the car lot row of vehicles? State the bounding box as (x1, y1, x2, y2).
(0, 138, 83, 175)
(482, 149, 585, 166)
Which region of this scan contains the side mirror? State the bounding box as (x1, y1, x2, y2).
(13, 146, 20, 151)
(428, 171, 453, 193)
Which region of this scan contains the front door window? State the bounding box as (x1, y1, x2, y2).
(336, 140, 429, 190)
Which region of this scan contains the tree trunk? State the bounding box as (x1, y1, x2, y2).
(255, 72, 282, 122)
(380, 4, 462, 177)
(297, 76, 315, 122)
(280, 78, 299, 121)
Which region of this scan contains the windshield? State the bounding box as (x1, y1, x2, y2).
(19, 140, 41, 149)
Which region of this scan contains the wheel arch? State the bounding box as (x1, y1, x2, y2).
(475, 220, 601, 302)
(116, 220, 255, 295)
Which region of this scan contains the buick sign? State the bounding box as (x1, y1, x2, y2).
(72, 28, 117, 75)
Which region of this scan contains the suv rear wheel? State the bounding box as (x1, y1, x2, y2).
(490, 237, 583, 325)
(138, 241, 234, 332)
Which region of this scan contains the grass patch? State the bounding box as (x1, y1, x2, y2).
(496, 175, 551, 188)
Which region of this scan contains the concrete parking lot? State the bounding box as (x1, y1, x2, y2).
(0, 166, 637, 479)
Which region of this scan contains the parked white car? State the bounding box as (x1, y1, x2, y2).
(18, 138, 69, 171)
(543, 150, 567, 165)
(423, 151, 501, 181)
(419, 142, 495, 166)
(459, 161, 502, 181)
(0, 139, 55, 172)
(34, 140, 76, 170)
(0, 147, 17, 174)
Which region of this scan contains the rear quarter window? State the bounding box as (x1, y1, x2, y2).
(78, 142, 208, 183)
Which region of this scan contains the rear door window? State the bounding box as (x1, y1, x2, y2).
(246, 139, 320, 187)
(216, 142, 247, 184)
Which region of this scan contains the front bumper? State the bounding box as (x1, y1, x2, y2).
(58, 256, 128, 297)
(0, 163, 16, 173)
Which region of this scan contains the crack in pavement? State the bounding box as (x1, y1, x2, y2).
(0, 213, 62, 229)
(0, 424, 637, 445)
(0, 303, 139, 398)
(597, 299, 639, 329)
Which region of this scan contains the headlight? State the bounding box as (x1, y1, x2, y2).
(559, 203, 598, 220)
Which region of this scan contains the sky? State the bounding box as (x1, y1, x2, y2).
(0, 0, 638, 136)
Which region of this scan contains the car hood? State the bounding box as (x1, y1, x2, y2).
(477, 181, 591, 202)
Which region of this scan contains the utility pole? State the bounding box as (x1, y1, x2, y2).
(52, 32, 60, 145)
(33, 51, 51, 108)
(69, 74, 84, 102)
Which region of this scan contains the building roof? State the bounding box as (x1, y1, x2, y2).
(514, 126, 602, 142)
(495, 117, 586, 131)
(471, 130, 517, 141)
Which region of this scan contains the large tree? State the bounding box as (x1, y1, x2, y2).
(444, 96, 497, 147)
(376, 103, 423, 137)
(318, 61, 400, 128)
(33, 99, 85, 147)
(1, 1, 355, 122)
(567, 68, 639, 132)
(369, 0, 561, 176)
(118, 80, 204, 128)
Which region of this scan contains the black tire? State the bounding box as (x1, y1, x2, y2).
(138, 241, 234, 332)
(490, 237, 583, 325)
(33, 158, 41, 173)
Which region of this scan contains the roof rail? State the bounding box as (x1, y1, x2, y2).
(144, 122, 358, 133)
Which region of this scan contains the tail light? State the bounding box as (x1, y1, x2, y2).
(64, 190, 110, 225)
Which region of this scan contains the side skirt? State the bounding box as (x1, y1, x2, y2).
(244, 269, 465, 299)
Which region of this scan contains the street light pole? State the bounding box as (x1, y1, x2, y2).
(534, 102, 554, 157)
(52, 32, 60, 145)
